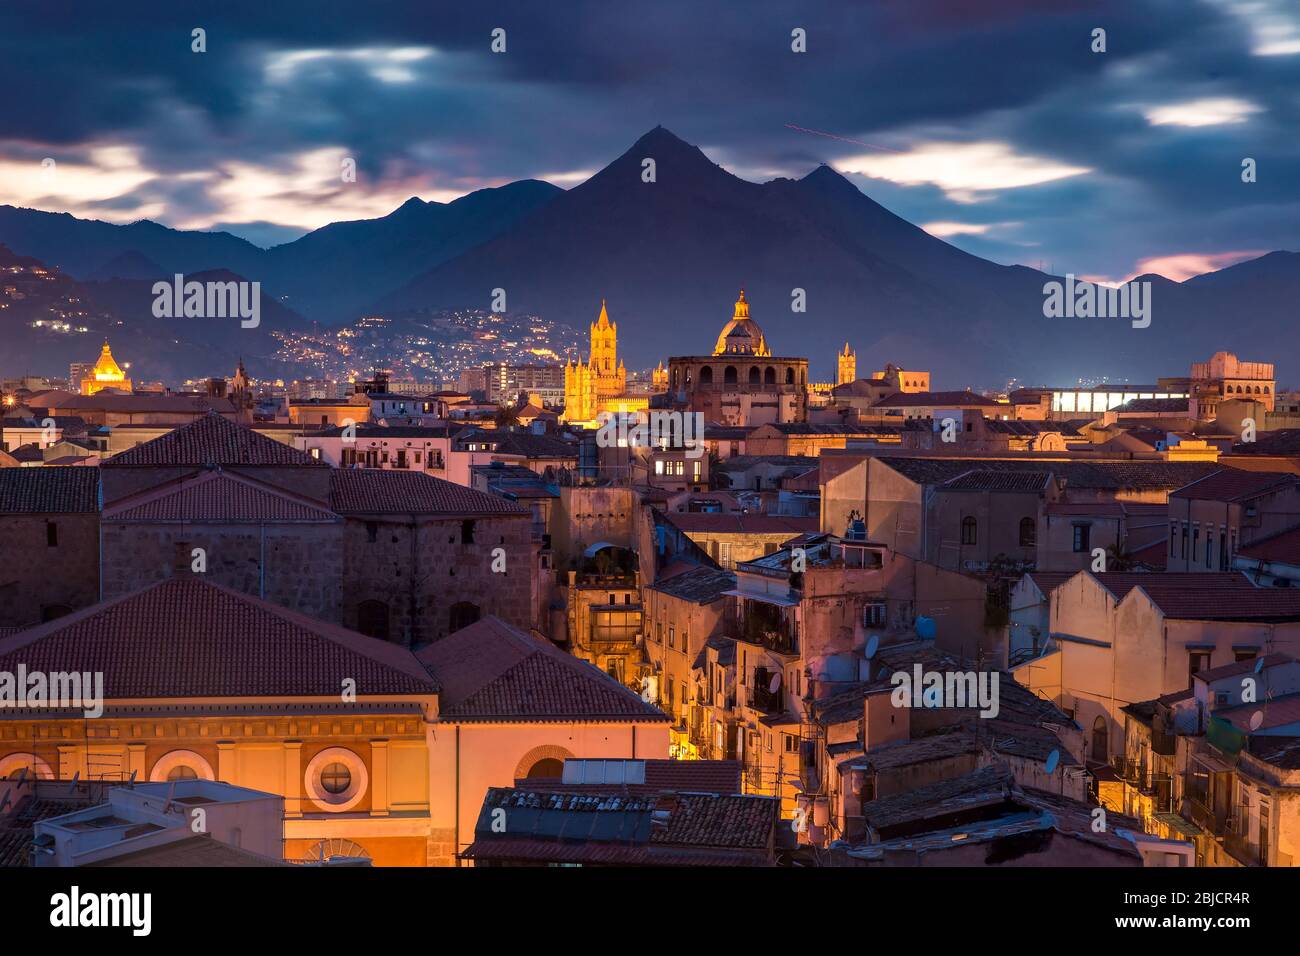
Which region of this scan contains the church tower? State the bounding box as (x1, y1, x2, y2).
(837, 342, 856, 385)
(587, 300, 625, 398)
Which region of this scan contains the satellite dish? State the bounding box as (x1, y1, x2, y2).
(864, 634, 880, 660)
(769, 672, 782, 694)
(915, 616, 937, 640)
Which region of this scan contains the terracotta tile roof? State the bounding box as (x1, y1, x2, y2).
(649, 565, 736, 604)
(1026, 571, 1254, 600)
(489, 433, 579, 459)
(1214, 692, 1300, 733)
(664, 513, 818, 535)
(0, 467, 99, 513)
(1028, 570, 1300, 618)
(329, 469, 528, 516)
(464, 787, 776, 866)
(104, 471, 337, 522)
(1192, 652, 1292, 684)
(1237, 525, 1300, 566)
(1135, 582, 1300, 620)
(106, 412, 323, 467)
(881, 456, 1219, 491)
(43, 394, 237, 415)
(1171, 468, 1298, 502)
(1230, 429, 1300, 455)
(0, 577, 438, 700)
(942, 469, 1054, 493)
(416, 616, 666, 722)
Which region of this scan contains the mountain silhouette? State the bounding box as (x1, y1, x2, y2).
(1, 127, 1297, 384)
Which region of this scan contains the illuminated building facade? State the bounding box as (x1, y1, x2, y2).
(562, 301, 646, 425)
(78, 341, 132, 395)
(666, 291, 809, 427)
(837, 342, 856, 385)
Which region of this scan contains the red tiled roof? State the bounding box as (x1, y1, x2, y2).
(329, 469, 528, 516)
(0, 577, 438, 699)
(106, 412, 323, 467)
(1238, 525, 1300, 567)
(463, 787, 776, 865)
(1133, 583, 1300, 620)
(1214, 692, 1300, 733)
(1027, 571, 1255, 601)
(0, 467, 99, 513)
(104, 471, 337, 522)
(1171, 468, 1298, 502)
(664, 513, 817, 535)
(1194, 653, 1292, 684)
(942, 469, 1053, 493)
(416, 616, 667, 722)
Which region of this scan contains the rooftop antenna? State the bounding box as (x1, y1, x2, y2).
(66, 771, 80, 796)
(162, 779, 176, 814)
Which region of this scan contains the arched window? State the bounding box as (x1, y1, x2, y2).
(724, 365, 738, 384)
(961, 516, 977, 545)
(449, 601, 481, 633)
(1019, 517, 1037, 547)
(764, 366, 776, 385)
(1092, 716, 1109, 762)
(785, 368, 795, 385)
(357, 600, 390, 642)
(526, 757, 564, 780)
(699, 365, 713, 385)
(748, 366, 761, 385)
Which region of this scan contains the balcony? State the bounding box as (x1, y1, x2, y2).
(1222, 820, 1265, 867)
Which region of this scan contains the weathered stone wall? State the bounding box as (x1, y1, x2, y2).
(101, 520, 344, 621)
(0, 514, 100, 627)
(340, 514, 534, 644)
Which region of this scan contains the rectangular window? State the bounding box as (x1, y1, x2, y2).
(863, 602, 887, 627)
(1182, 524, 1188, 559)
(1188, 651, 1212, 687)
(1170, 523, 1177, 557)
(1072, 524, 1091, 553)
(46, 521, 58, 547)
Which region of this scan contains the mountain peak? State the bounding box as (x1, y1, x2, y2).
(631, 125, 690, 150)
(800, 163, 859, 195)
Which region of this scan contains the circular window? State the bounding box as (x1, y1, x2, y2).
(149, 749, 215, 783)
(304, 748, 368, 813)
(320, 762, 352, 794)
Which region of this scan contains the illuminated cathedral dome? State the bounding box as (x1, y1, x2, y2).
(712, 290, 770, 357)
(80, 340, 133, 395)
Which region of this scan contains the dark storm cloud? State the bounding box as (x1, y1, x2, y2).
(1, 0, 1296, 276)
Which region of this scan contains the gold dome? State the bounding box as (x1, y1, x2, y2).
(712, 290, 771, 357)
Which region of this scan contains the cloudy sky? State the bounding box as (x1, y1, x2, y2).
(3, 0, 1298, 281)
